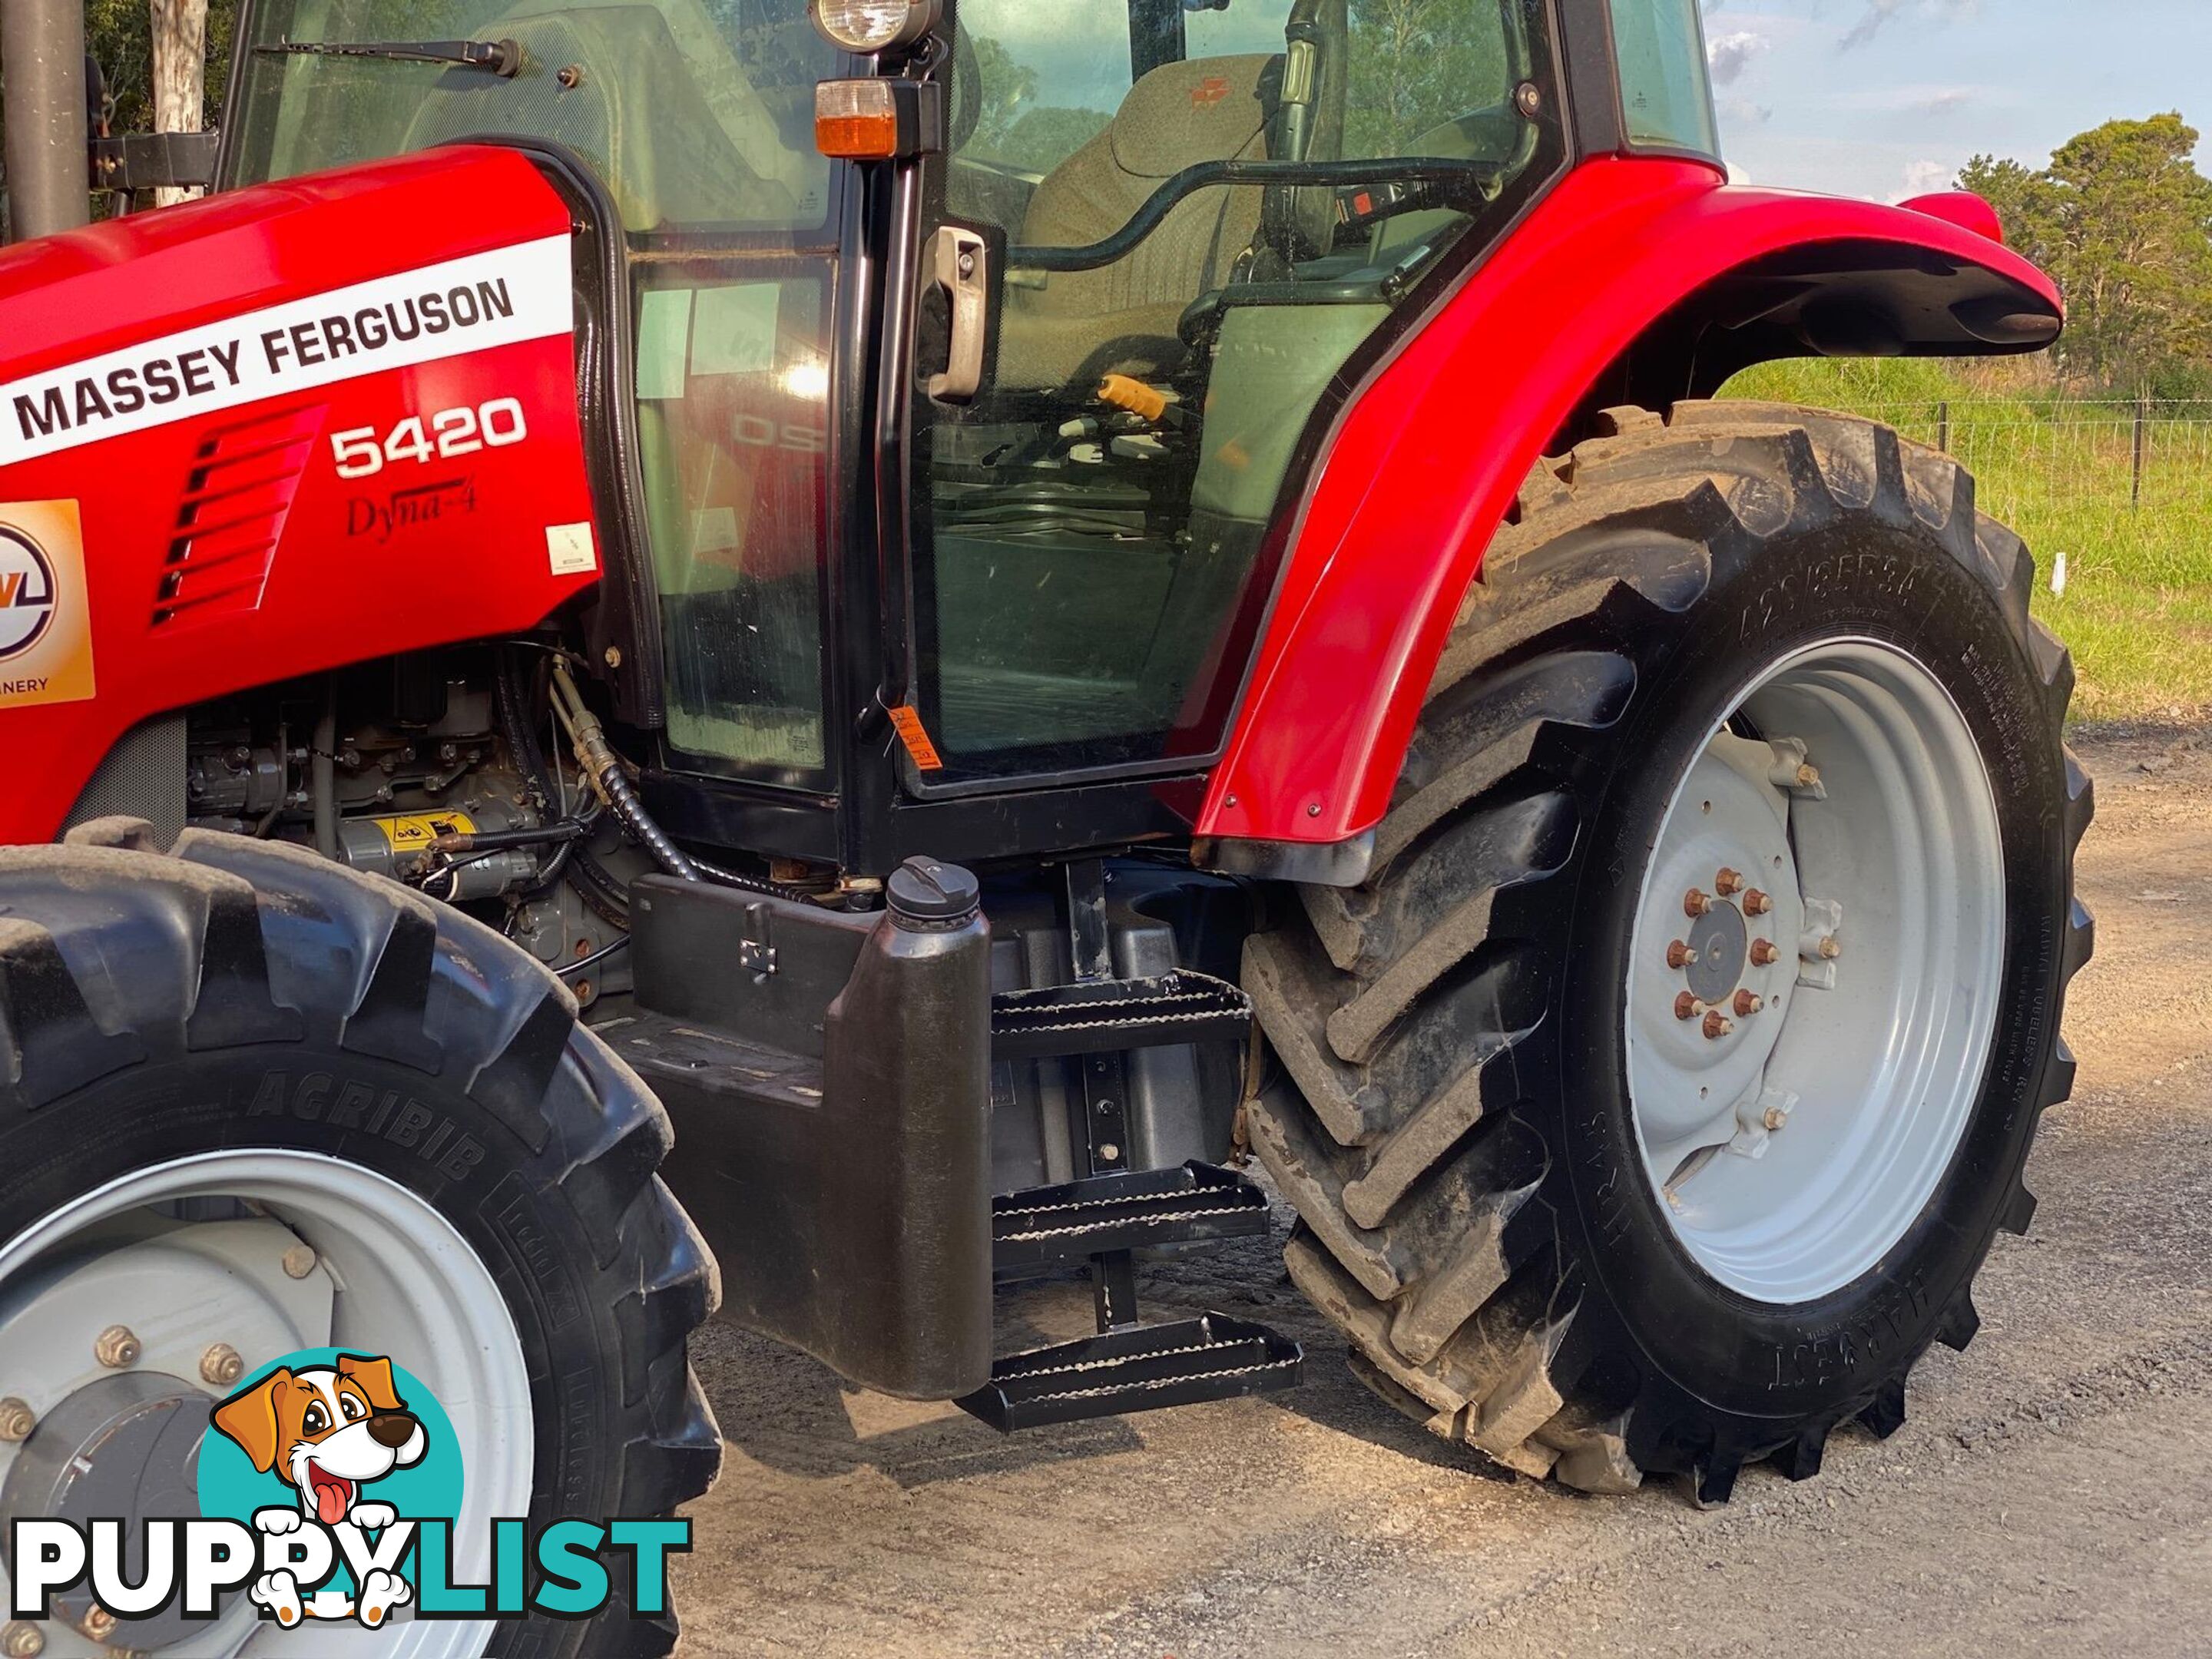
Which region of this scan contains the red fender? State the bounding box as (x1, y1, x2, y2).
(1197, 156, 2063, 849)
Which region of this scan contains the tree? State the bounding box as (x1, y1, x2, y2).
(1346, 0, 1510, 157)
(1962, 114, 2212, 392)
(149, 0, 210, 204)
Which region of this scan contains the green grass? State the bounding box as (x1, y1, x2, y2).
(1724, 360, 2212, 726)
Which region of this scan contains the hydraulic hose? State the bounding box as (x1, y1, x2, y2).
(495, 647, 632, 923)
(547, 659, 805, 902)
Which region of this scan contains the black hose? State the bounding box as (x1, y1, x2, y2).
(591, 757, 700, 882)
(557, 933, 631, 979)
(311, 680, 339, 860)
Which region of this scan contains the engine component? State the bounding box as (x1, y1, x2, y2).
(335, 796, 541, 900)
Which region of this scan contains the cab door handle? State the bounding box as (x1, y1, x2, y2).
(925, 227, 988, 403)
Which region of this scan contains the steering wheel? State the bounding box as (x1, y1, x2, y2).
(1260, 0, 1350, 265)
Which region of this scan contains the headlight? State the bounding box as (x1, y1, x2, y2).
(810, 0, 940, 54)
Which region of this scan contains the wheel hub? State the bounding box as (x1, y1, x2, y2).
(1682, 898, 1749, 1007)
(1624, 639, 2006, 1304)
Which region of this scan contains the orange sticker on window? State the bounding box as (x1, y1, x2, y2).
(887, 704, 944, 771)
(0, 499, 94, 710)
(1191, 76, 1230, 108)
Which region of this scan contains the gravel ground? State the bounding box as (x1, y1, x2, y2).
(674, 726, 2212, 1658)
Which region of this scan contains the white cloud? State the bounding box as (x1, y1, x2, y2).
(1719, 97, 1775, 127)
(1707, 30, 1770, 86)
(1898, 158, 1955, 199)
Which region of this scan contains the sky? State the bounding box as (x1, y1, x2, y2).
(1705, 0, 2212, 200)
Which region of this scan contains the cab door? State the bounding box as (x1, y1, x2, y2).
(898, 0, 1567, 790)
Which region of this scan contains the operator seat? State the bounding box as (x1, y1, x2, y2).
(994, 55, 1279, 393)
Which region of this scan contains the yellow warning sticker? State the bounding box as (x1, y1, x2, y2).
(0, 499, 94, 710)
(373, 810, 477, 851)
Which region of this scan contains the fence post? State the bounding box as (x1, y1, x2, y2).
(1937, 401, 1950, 454)
(2132, 392, 2149, 512)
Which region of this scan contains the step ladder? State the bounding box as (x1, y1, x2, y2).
(958, 860, 1303, 1431)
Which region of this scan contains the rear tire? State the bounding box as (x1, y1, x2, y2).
(0, 828, 720, 1654)
(1247, 402, 2094, 1500)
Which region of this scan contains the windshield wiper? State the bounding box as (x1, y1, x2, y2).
(257, 37, 523, 78)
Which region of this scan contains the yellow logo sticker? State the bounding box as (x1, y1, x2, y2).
(0, 499, 94, 710)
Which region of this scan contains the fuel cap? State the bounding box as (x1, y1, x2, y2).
(887, 856, 980, 928)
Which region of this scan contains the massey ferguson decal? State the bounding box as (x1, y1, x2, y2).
(0, 500, 93, 708)
(0, 237, 572, 465)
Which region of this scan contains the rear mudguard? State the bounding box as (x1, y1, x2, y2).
(1198, 156, 2064, 850)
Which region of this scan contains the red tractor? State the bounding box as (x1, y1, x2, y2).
(0, 0, 2091, 1651)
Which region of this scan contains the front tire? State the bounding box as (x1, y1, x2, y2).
(1247, 402, 2094, 1500)
(0, 830, 720, 1654)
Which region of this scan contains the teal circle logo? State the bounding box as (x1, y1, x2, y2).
(197, 1349, 464, 1628)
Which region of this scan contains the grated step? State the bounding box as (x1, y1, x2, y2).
(992, 1161, 1272, 1275)
(956, 1313, 1304, 1430)
(990, 968, 1251, 1058)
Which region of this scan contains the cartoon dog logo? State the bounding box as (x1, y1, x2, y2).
(210, 1353, 427, 1628)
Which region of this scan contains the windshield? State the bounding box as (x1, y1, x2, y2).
(224, 0, 836, 231)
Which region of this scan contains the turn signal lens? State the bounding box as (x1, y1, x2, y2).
(816, 79, 901, 157)
(810, 0, 939, 53)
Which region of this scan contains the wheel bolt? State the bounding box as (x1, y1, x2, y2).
(93, 1326, 140, 1369)
(201, 1343, 245, 1388)
(1750, 939, 1780, 967)
(1796, 763, 1821, 790)
(1763, 1107, 1789, 1132)
(1667, 939, 1694, 969)
(1714, 868, 1743, 896)
(79, 1608, 114, 1642)
(1684, 888, 1712, 918)
(1703, 1012, 1735, 1041)
(281, 1244, 318, 1280)
(1734, 990, 1764, 1017)
(0, 1399, 33, 1442)
(1743, 889, 1773, 916)
(1820, 935, 1842, 960)
(1674, 992, 1707, 1022)
(2, 1621, 44, 1657)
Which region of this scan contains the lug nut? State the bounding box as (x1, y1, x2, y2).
(1703, 1012, 1735, 1041)
(1820, 935, 1842, 960)
(1667, 939, 1694, 969)
(0, 1399, 33, 1442)
(1674, 992, 1707, 1022)
(281, 1244, 318, 1280)
(1714, 868, 1744, 896)
(2, 1621, 44, 1657)
(93, 1326, 140, 1369)
(1796, 763, 1821, 790)
(1743, 889, 1773, 916)
(79, 1608, 114, 1642)
(1734, 990, 1764, 1018)
(201, 1343, 245, 1388)
(1684, 888, 1712, 918)
(1763, 1107, 1789, 1132)
(1750, 939, 1780, 967)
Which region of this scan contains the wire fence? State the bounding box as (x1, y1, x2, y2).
(1828, 399, 2212, 582)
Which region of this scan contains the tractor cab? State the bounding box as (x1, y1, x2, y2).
(220, 0, 1717, 856)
